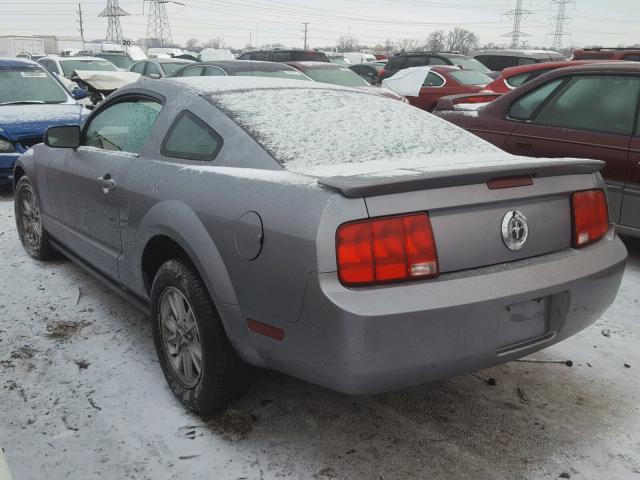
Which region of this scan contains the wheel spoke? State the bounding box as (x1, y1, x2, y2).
(189, 344, 202, 373)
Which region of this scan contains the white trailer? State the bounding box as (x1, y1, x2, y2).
(0, 36, 45, 58)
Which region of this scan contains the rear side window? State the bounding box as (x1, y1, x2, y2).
(476, 55, 518, 71)
(423, 72, 445, 87)
(406, 56, 429, 67)
(204, 66, 226, 76)
(145, 62, 161, 77)
(533, 75, 640, 136)
(518, 57, 537, 66)
(161, 111, 223, 161)
(131, 62, 146, 74)
(272, 51, 291, 62)
(505, 70, 551, 89)
(83, 99, 162, 154)
(386, 56, 405, 69)
(623, 54, 640, 62)
(509, 79, 563, 120)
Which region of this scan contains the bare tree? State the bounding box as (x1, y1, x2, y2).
(425, 30, 446, 52)
(202, 37, 225, 49)
(444, 28, 480, 54)
(384, 38, 395, 55)
(395, 38, 422, 52)
(337, 35, 358, 52)
(185, 38, 200, 52)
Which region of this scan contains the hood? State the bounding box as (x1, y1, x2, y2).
(71, 70, 141, 92)
(0, 104, 86, 140)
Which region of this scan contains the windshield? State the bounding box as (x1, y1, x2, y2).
(0, 67, 68, 104)
(60, 59, 117, 75)
(211, 87, 496, 174)
(304, 66, 369, 87)
(444, 56, 491, 73)
(449, 70, 492, 86)
(161, 62, 191, 77)
(97, 54, 134, 70)
(235, 69, 311, 80)
(329, 57, 350, 66)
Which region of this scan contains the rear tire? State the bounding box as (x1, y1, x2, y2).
(150, 258, 253, 414)
(14, 176, 54, 261)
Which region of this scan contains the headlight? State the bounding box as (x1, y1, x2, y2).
(0, 138, 16, 153)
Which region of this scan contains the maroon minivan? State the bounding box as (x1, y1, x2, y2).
(435, 62, 640, 238)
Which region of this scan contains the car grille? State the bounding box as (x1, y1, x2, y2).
(18, 136, 44, 149)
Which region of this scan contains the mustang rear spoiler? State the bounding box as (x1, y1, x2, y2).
(317, 159, 604, 198)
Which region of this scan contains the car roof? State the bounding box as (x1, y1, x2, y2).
(393, 51, 465, 58)
(244, 48, 322, 54)
(549, 62, 640, 74)
(58, 56, 108, 61)
(192, 60, 297, 72)
(0, 57, 40, 67)
(473, 49, 564, 59)
(154, 57, 194, 64)
(498, 60, 609, 77)
(165, 76, 356, 95)
(286, 61, 342, 69)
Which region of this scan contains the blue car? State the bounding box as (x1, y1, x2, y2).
(0, 58, 88, 185)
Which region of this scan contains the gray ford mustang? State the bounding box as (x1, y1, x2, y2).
(13, 76, 627, 414)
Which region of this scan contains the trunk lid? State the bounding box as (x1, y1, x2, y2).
(317, 154, 604, 274)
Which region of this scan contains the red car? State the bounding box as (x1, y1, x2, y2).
(400, 66, 493, 112)
(482, 60, 601, 94)
(434, 62, 640, 238)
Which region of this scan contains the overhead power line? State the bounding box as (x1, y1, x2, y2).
(549, 0, 574, 50)
(502, 0, 533, 48)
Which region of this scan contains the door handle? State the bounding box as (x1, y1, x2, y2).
(97, 174, 116, 194)
(514, 141, 534, 150)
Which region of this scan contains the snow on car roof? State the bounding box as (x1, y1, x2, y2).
(205, 82, 500, 174)
(167, 75, 353, 94)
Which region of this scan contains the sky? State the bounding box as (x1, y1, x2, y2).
(1, 0, 638, 50)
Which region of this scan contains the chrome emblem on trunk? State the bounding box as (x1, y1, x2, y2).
(501, 210, 528, 251)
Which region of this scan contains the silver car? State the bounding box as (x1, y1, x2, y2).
(13, 77, 627, 414)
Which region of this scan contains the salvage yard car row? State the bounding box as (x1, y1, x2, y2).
(1, 45, 637, 415)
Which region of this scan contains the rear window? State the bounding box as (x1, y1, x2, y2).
(449, 70, 492, 86)
(303, 66, 368, 87)
(97, 54, 134, 70)
(210, 87, 497, 174)
(292, 51, 329, 62)
(235, 68, 311, 80)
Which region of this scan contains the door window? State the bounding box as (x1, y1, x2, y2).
(161, 111, 223, 161)
(131, 62, 146, 74)
(180, 66, 204, 77)
(145, 62, 162, 77)
(533, 75, 640, 136)
(83, 99, 162, 154)
(509, 79, 563, 120)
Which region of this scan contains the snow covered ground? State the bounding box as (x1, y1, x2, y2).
(0, 185, 638, 480)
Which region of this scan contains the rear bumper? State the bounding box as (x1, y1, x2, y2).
(250, 229, 627, 394)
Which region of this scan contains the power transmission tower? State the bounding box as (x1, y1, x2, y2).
(549, 0, 574, 50)
(302, 22, 309, 49)
(99, 0, 130, 43)
(502, 0, 533, 49)
(77, 3, 86, 49)
(146, 0, 173, 47)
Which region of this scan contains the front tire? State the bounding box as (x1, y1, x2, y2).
(14, 176, 54, 260)
(150, 259, 252, 414)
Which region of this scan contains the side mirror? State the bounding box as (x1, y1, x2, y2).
(72, 88, 88, 100)
(148, 73, 161, 80)
(45, 125, 81, 149)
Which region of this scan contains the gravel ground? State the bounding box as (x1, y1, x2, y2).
(0, 185, 638, 480)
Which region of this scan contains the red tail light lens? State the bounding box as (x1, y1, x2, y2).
(571, 189, 609, 248)
(337, 213, 438, 286)
(379, 68, 386, 79)
(453, 94, 501, 104)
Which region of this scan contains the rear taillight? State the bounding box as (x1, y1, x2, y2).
(336, 213, 438, 286)
(571, 189, 609, 248)
(453, 94, 501, 104)
(379, 68, 386, 79)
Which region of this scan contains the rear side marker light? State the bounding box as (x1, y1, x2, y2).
(571, 189, 608, 248)
(247, 318, 284, 341)
(336, 213, 439, 286)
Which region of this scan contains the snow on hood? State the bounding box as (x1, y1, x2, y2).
(381, 66, 431, 97)
(72, 70, 141, 91)
(210, 86, 499, 175)
(0, 104, 86, 139)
